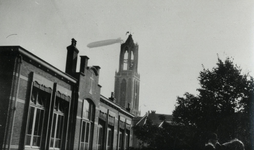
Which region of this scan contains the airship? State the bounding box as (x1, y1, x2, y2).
(87, 38, 123, 48)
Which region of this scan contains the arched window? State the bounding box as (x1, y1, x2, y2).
(130, 51, 134, 70)
(26, 86, 50, 147)
(120, 79, 126, 107)
(134, 81, 139, 110)
(133, 80, 136, 109)
(123, 50, 128, 70)
(50, 96, 68, 149)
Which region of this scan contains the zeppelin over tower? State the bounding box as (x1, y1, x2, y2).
(114, 34, 140, 116)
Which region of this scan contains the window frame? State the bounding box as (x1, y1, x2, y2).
(123, 50, 128, 70)
(25, 86, 50, 148)
(80, 99, 94, 150)
(125, 130, 130, 150)
(106, 126, 114, 150)
(118, 129, 124, 150)
(97, 123, 103, 150)
(50, 97, 67, 150)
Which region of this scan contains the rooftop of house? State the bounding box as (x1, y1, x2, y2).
(135, 110, 173, 127)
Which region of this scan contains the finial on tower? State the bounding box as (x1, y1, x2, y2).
(71, 38, 77, 47)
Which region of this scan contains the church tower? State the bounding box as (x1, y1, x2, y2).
(114, 34, 140, 116)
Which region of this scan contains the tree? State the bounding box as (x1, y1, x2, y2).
(173, 57, 254, 149)
(133, 119, 159, 149)
(133, 118, 194, 150)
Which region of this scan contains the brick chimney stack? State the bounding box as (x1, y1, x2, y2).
(80, 56, 89, 75)
(109, 92, 116, 102)
(126, 103, 131, 112)
(65, 38, 79, 77)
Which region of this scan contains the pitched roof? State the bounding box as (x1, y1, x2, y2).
(135, 111, 173, 126)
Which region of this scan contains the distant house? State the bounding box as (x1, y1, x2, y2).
(133, 111, 197, 150)
(135, 110, 173, 127)
(132, 111, 174, 149)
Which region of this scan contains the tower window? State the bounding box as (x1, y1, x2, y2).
(123, 51, 128, 70)
(130, 51, 134, 70)
(120, 79, 126, 108)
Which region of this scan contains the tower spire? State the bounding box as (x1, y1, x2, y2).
(114, 35, 140, 116)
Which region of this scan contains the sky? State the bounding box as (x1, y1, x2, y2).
(1, 0, 254, 116)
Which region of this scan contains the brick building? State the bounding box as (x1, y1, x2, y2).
(0, 37, 135, 150)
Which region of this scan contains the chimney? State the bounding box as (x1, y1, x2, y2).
(126, 103, 131, 112)
(65, 38, 79, 77)
(92, 66, 100, 76)
(80, 56, 89, 75)
(109, 92, 116, 102)
(151, 110, 156, 114)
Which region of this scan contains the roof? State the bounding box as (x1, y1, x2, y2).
(0, 46, 77, 83)
(100, 95, 135, 118)
(125, 34, 134, 44)
(121, 34, 138, 48)
(135, 111, 173, 126)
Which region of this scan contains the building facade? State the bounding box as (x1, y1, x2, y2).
(114, 35, 140, 116)
(0, 38, 134, 150)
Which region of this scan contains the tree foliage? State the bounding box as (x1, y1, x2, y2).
(173, 57, 254, 149)
(133, 119, 195, 150)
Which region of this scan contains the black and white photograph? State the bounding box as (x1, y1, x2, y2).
(0, 1, 253, 150)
